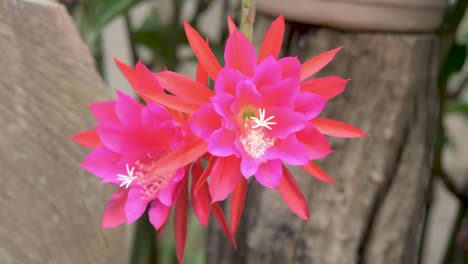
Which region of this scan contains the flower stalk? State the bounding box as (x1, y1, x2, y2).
(239, 0, 256, 41)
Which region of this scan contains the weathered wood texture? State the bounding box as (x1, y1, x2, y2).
(0, 0, 125, 263)
(207, 16, 438, 264)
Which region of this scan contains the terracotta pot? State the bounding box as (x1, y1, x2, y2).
(256, 0, 449, 32)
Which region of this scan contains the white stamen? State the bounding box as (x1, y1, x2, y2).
(117, 164, 137, 189)
(250, 108, 277, 130)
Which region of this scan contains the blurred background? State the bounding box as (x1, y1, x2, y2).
(42, 0, 468, 263)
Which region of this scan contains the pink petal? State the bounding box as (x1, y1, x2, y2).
(230, 177, 248, 236)
(277, 56, 302, 81)
(125, 187, 150, 224)
(115, 91, 143, 128)
(208, 128, 238, 157)
(190, 104, 222, 139)
(301, 76, 348, 100)
(102, 188, 129, 228)
(296, 124, 333, 160)
(158, 168, 185, 206)
(266, 107, 307, 139)
(215, 68, 246, 94)
(277, 165, 309, 220)
(211, 203, 238, 249)
(258, 14, 285, 62)
(191, 161, 211, 226)
(148, 200, 171, 230)
(227, 14, 237, 34)
(253, 56, 282, 88)
(211, 93, 237, 130)
(209, 155, 242, 202)
(302, 161, 336, 184)
(264, 134, 309, 165)
(240, 155, 260, 178)
(235, 80, 262, 107)
(89, 101, 118, 124)
(174, 178, 188, 264)
(255, 159, 283, 188)
(294, 92, 326, 120)
(156, 70, 213, 105)
(184, 20, 221, 80)
(311, 118, 368, 138)
(300, 47, 342, 81)
(225, 31, 257, 77)
(81, 147, 121, 182)
(71, 130, 101, 148)
(259, 77, 299, 108)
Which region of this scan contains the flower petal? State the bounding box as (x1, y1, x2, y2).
(311, 118, 368, 138)
(294, 92, 326, 120)
(296, 124, 333, 160)
(194, 156, 216, 193)
(300, 47, 342, 81)
(102, 188, 129, 228)
(230, 177, 248, 236)
(125, 187, 150, 224)
(255, 159, 282, 188)
(302, 161, 335, 184)
(148, 200, 171, 230)
(137, 88, 200, 114)
(227, 14, 237, 34)
(211, 93, 237, 130)
(277, 165, 309, 220)
(267, 107, 307, 139)
(158, 168, 185, 206)
(240, 155, 260, 178)
(208, 128, 238, 157)
(174, 177, 188, 264)
(215, 68, 246, 94)
(190, 104, 222, 139)
(260, 77, 299, 108)
(253, 56, 282, 88)
(211, 203, 238, 249)
(191, 161, 211, 226)
(301, 76, 348, 100)
(209, 155, 242, 202)
(184, 20, 221, 80)
(115, 91, 143, 128)
(156, 70, 213, 105)
(81, 147, 121, 182)
(196, 61, 209, 85)
(90, 101, 118, 124)
(265, 134, 309, 165)
(225, 31, 257, 77)
(258, 14, 285, 62)
(71, 130, 101, 148)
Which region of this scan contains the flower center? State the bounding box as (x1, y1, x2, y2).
(240, 108, 277, 160)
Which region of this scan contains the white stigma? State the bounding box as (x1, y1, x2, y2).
(117, 164, 137, 189)
(250, 108, 276, 130)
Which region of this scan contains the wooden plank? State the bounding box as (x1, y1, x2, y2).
(206, 16, 438, 264)
(0, 0, 125, 262)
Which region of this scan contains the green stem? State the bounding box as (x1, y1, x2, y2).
(239, 0, 256, 41)
(129, 211, 157, 264)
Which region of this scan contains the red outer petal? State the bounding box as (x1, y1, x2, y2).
(139, 89, 200, 114)
(71, 130, 101, 148)
(302, 161, 336, 184)
(277, 166, 310, 220)
(300, 47, 342, 81)
(156, 70, 213, 105)
(209, 156, 242, 203)
(196, 61, 209, 85)
(311, 118, 368, 138)
(114, 57, 138, 88)
(191, 160, 211, 226)
(195, 156, 216, 193)
(211, 202, 238, 249)
(227, 14, 237, 34)
(174, 177, 188, 264)
(183, 20, 221, 80)
(257, 14, 285, 62)
(230, 177, 248, 236)
(149, 135, 207, 176)
(101, 188, 128, 228)
(301, 76, 349, 100)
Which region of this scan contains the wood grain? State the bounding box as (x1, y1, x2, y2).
(207, 16, 439, 264)
(0, 0, 125, 263)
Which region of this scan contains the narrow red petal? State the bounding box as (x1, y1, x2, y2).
(277, 165, 310, 220)
(138, 89, 200, 114)
(227, 14, 237, 34)
(257, 14, 285, 62)
(174, 177, 188, 264)
(301, 76, 349, 100)
(300, 47, 343, 81)
(209, 156, 242, 203)
(211, 202, 238, 249)
(191, 160, 211, 226)
(149, 135, 207, 176)
(114, 57, 138, 88)
(183, 20, 221, 80)
(311, 118, 368, 138)
(71, 130, 101, 148)
(156, 70, 213, 105)
(196, 61, 209, 85)
(230, 177, 248, 236)
(194, 156, 216, 193)
(302, 161, 336, 184)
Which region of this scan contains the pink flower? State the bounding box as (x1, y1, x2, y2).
(73, 61, 237, 263)
(182, 15, 367, 224)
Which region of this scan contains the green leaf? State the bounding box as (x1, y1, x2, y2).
(445, 100, 468, 117)
(439, 44, 467, 92)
